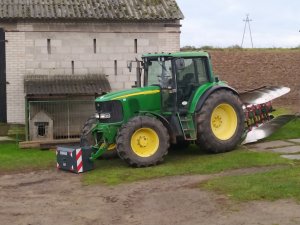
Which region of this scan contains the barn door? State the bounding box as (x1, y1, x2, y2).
(0, 28, 6, 122)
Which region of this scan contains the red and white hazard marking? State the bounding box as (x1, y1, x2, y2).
(76, 148, 83, 173)
(56, 150, 60, 169)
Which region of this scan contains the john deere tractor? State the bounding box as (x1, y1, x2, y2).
(80, 51, 291, 167)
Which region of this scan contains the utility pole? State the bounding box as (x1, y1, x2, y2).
(241, 14, 254, 48)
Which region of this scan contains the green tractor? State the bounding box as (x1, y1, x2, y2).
(80, 51, 291, 167)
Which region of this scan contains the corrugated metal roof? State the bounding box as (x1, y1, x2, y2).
(0, 0, 183, 21)
(24, 74, 111, 96)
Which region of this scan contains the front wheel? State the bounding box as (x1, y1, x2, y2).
(116, 116, 170, 167)
(196, 90, 245, 153)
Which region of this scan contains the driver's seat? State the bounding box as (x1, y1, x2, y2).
(181, 73, 196, 100)
(177, 73, 197, 113)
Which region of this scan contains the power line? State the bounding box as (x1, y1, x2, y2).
(241, 14, 254, 48)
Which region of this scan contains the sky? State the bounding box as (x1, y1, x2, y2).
(176, 0, 300, 48)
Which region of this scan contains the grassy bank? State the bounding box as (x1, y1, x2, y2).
(0, 115, 298, 191)
(266, 118, 300, 141)
(200, 117, 300, 202)
(0, 141, 55, 173)
(201, 165, 300, 202)
(0, 141, 291, 186)
(82, 147, 289, 185)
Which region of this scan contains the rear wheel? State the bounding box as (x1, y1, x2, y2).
(196, 90, 244, 153)
(116, 116, 169, 167)
(80, 115, 118, 159)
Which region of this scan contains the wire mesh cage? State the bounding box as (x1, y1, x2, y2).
(28, 99, 95, 141)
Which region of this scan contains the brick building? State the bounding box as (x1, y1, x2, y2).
(0, 0, 183, 131)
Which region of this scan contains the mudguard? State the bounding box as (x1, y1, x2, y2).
(195, 85, 238, 112)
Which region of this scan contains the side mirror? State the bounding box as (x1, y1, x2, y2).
(127, 61, 132, 72)
(175, 58, 185, 70)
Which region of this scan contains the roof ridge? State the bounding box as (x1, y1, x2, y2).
(0, 0, 184, 21)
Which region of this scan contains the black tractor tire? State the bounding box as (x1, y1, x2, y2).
(80, 115, 118, 159)
(116, 116, 170, 167)
(196, 90, 245, 153)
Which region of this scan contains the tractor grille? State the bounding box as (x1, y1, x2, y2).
(95, 100, 123, 123)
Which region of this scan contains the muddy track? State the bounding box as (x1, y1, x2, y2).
(1, 166, 300, 225)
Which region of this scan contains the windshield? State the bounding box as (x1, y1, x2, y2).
(146, 59, 173, 88)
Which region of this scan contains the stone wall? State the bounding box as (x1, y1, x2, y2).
(3, 21, 181, 124)
(5, 31, 26, 124)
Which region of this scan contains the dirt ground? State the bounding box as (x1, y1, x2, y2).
(1, 168, 300, 225)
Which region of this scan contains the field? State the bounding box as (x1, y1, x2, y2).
(209, 49, 300, 113)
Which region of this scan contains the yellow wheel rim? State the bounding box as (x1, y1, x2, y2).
(131, 128, 159, 157)
(210, 103, 238, 141)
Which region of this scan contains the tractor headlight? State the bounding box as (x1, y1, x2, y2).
(99, 113, 111, 119)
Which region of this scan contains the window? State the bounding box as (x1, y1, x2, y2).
(175, 58, 209, 103)
(71, 61, 74, 75)
(194, 58, 209, 83)
(134, 39, 138, 53)
(34, 122, 49, 137)
(93, 39, 97, 53)
(38, 124, 46, 137)
(147, 59, 172, 88)
(47, 39, 51, 54)
(114, 60, 117, 75)
(176, 58, 208, 85)
(176, 59, 194, 83)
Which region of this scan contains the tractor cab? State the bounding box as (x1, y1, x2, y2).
(141, 52, 214, 114)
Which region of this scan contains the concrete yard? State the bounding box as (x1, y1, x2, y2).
(249, 139, 300, 160)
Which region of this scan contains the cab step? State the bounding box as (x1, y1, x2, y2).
(177, 114, 197, 141)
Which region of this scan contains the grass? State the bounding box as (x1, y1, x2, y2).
(265, 118, 300, 141)
(198, 115, 300, 202)
(0, 141, 55, 173)
(0, 111, 298, 194)
(201, 165, 300, 202)
(270, 107, 291, 117)
(0, 140, 292, 187)
(82, 146, 290, 186)
(265, 106, 300, 141)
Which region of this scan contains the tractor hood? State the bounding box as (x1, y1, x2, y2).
(95, 86, 162, 116)
(96, 86, 161, 102)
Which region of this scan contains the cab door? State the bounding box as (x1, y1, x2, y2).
(145, 58, 177, 113)
(159, 60, 177, 113)
(175, 57, 210, 112)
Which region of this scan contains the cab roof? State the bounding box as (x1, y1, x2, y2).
(142, 51, 210, 58)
